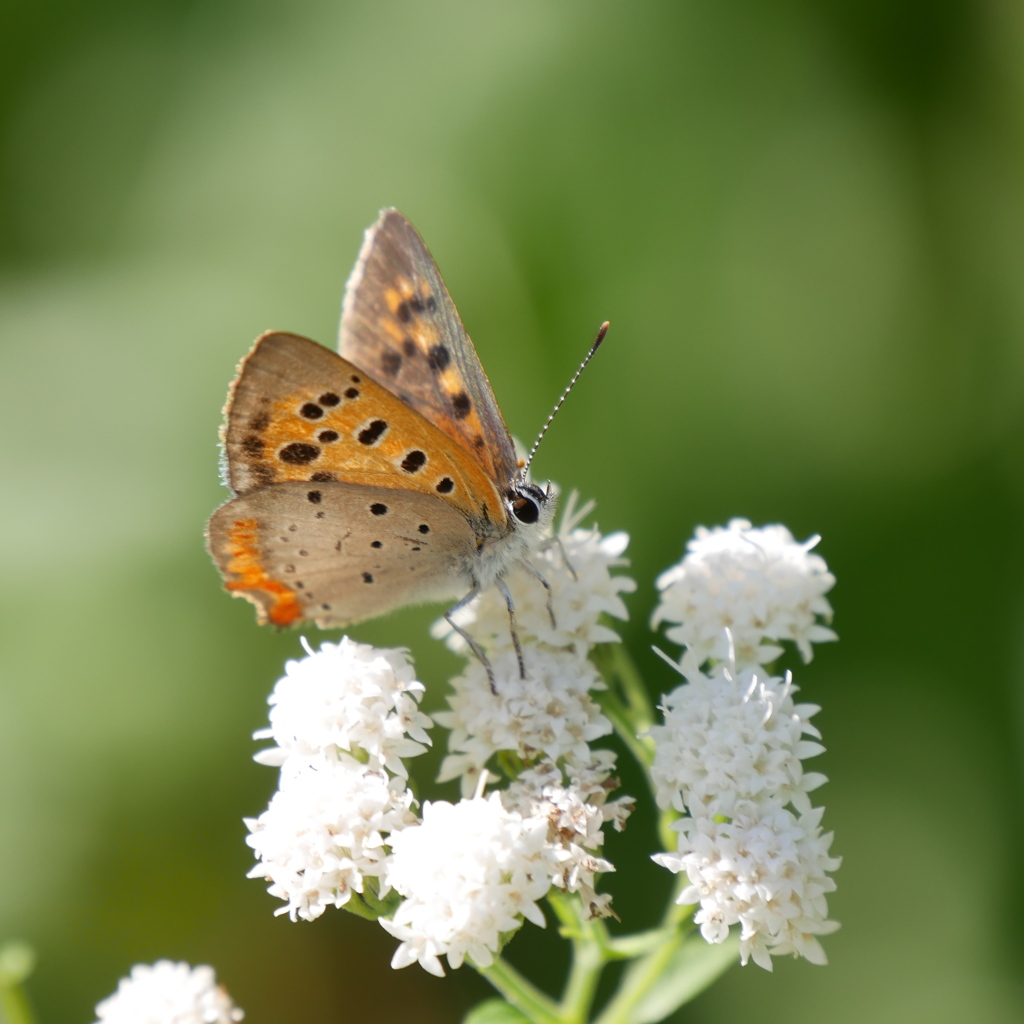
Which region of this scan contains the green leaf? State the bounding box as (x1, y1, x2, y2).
(463, 998, 532, 1024)
(625, 937, 738, 1024)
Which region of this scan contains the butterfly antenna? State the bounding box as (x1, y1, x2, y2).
(523, 321, 609, 476)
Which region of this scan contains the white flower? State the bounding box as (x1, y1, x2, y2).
(245, 753, 415, 922)
(648, 662, 826, 817)
(254, 637, 431, 777)
(436, 647, 612, 794)
(438, 509, 634, 656)
(654, 799, 841, 970)
(380, 793, 553, 976)
(652, 519, 836, 666)
(649, 561, 840, 969)
(503, 759, 632, 919)
(93, 961, 243, 1024)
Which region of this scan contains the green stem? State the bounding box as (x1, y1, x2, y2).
(477, 956, 562, 1024)
(588, 876, 696, 1024)
(475, 884, 702, 1024)
(592, 928, 685, 1024)
(595, 686, 655, 773)
(657, 806, 679, 856)
(661, 874, 693, 929)
(549, 895, 607, 1024)
(593, 644, 656, 735)
(592, 643, 685, 853)
(560, 938, 603, 1024)
(591, 644, 660, 807)
(602, 926, 674, 960)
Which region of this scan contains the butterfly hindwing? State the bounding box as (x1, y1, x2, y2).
(222, 331, 505, 522)
(339, 209, 519, 490)
(207, 481, 477, 628)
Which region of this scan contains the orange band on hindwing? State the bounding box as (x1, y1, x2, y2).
(223, 517, 301, 626)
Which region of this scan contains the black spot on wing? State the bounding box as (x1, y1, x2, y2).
(345, 387, 360, 399)
(279, 442, 320, 464)
(310, 471, 335, 482)
(300, 403, 323, 420)
(307, 490, 322, 504)
(319, 392, 340, 406)
(370, 503, 388, 516)
(401, 450, 426, 473)
(318, 430, 339, 443)
(427, 345, 450, 372)
(451, 391, 471, 419)
(381, 351, 402, 377)
(358, 420, 388, 445)
(363, 572, 374, 583)
(436, 477, 454, 494)
(402, 337, 417, 357)
(241, 435, 264, 456)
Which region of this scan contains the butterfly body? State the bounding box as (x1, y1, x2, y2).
(207, 211, 555, 636)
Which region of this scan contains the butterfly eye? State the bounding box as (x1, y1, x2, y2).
(511, 496, 540, 525)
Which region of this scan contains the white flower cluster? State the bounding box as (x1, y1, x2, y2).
(436, 493, 635, 791)
(243, 495, 637, 977)
(381, 793, 553, 977)
(381, 753, 635, 976)
(246, 637, 430, 922)
(503, 756, 633, 920)
(373, 493, 635, 974)
(439, 495, 634, 659)
(436, 647, 610, 792)
(649, 521, 840, 970)
(655, 799, 839, 969)
(649, 661, 826, 817)
(652, 519, 836, 667)
(93, 961, 242, 1024)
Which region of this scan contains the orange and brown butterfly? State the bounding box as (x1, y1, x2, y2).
(206, 209, 556, 669)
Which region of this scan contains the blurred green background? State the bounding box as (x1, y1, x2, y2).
(2, 1, 1023, 1021)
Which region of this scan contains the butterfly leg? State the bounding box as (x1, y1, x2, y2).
(555, 536, 578, 581)
(521, 561, 557, 629)
(445, 588, 497, 693)
(495, 576, 527, 680)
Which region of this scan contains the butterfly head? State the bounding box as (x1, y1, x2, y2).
(506, 479, 556, 535)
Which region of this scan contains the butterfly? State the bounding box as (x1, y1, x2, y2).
(207, 209, 568, 679)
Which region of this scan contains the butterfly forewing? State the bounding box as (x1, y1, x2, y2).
(222, 331, 505, 523)
(207, 210, 548, 633)
(339, 209, 519, 490)
(207, 481, 477, 628)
